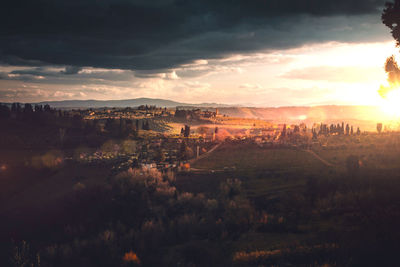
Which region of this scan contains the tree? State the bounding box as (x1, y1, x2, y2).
(34, 104, 43, 113)
(23, 103, 33, 114)
(119, 117, 127, 137)
(44, 104, 51, 112)
(22, 103, 34, 120)
(11, 103, 22, 115)
(105, 118, 116, 134)
(281, 124, 286, 138)
(72, 114, 84, 129)
(11, 103, 18, 113)
(312, 128, 318, 140)
(0, 104, 11, 118)
(184, 125, 190, 138)
(377, 123, 383, 134)
(142, 120, 150, 130)
(382, 0, 400, 47)
(179, 141, 193, 160)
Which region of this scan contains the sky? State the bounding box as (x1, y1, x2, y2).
(0, 0, 398, 106)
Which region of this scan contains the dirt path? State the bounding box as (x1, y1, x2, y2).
(304, 149, 336, 167)
(189, 142, 222, 165)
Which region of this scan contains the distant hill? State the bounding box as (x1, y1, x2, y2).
(215, 105, 387, 131)
(34, 98, 230, 109)
(9, 98, 388, 130)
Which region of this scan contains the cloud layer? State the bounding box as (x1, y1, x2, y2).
(0, 0, 388, 71)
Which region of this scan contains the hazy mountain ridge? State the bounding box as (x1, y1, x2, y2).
(8, 98, 387, 129)
(215, 105, 387, 131)
(30, 98, 231, 109)
(217, 105, 384, 121)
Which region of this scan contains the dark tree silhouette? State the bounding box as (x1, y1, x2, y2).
(281, 124, 286, 138)
(44, 104, 51, 112)
(23, 104, 34, 120)
(184, 125, 190, 137)
(0, 104, 11, 118)
(382, 0, 400, 47)
(23, 103, 33, 114)
(377, 123, 383, 134)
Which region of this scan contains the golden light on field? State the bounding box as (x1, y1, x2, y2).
(375, 54, 400, 120)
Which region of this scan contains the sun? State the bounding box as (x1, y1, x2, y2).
(379, 85, 400, 118)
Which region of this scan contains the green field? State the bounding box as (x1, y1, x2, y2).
(312, 133, 400, 169)
(175, 142, 343, 256)
(186, 142, 334, 198)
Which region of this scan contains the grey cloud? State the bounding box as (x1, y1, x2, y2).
(0, 0, 389, 71)
(0, 67, 137, 87)
(61, 66, 82, 75)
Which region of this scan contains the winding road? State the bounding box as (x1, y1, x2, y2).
(304, 149, 336, 167)
(189, 142, 222, 165)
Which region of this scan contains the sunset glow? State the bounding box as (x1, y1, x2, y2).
(379, 85, 400, 118)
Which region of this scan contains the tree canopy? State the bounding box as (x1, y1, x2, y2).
(382, 0, 400, 46)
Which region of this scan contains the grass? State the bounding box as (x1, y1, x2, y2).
(176, 141, 345, 256)
(175, 142, 343, 211)
(312, 133, 400, 169)
(189, 142, 332, 196)
(192, 142, 326, 171)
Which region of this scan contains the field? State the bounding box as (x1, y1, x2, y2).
(312, 133, 400, 169)
(186, 141, 333, 195)
(174, 135, 400, 262)
(176, 142, 341, 254)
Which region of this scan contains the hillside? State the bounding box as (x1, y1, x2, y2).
(32, 98, 230, 109)
(215, 105, 388, 130)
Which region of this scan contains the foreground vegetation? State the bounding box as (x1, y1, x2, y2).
(1, 138, 400, 266)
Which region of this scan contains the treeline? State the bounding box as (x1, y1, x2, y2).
(0, 103, 143, 149)
(137, 105, 166, 111)
(312, 122, 361, 139)
(0, 103, 61, 120)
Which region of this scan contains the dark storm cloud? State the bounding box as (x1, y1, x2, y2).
(0, 0, 388, 71)
(0, 66, 141, 89)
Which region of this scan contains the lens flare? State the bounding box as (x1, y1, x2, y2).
(378, 55, 400, 119)
(379, 85, 400, 118)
